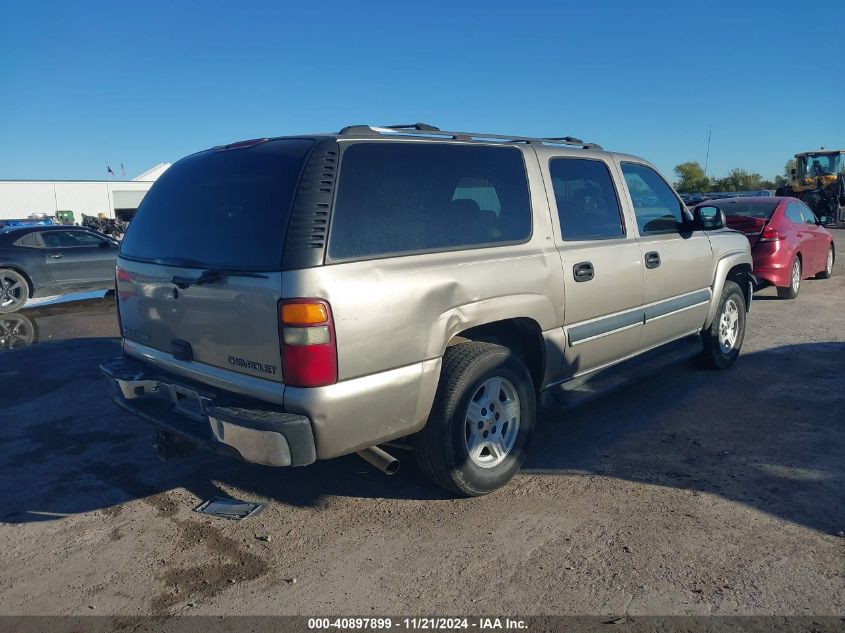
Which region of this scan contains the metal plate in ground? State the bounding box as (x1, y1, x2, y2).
(193, 496, 266, 520)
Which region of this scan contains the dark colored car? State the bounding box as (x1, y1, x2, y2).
(694, 196, 835, 299)
(0, 225, 118, 313)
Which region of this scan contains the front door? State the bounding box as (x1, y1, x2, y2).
(617, 162, 713, 350)
(40, 230, 116, 287)
(544, 155, 644, 379)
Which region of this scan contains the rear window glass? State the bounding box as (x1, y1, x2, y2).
(712, 201, 778, 219)
(120, 138, 314, 270)
(328, 143, 531, 261)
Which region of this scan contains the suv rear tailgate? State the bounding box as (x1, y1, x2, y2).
(116, 137, 317, 387)
(117, 260, 284, 382)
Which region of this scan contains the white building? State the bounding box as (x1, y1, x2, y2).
(0, 163, 170, 222)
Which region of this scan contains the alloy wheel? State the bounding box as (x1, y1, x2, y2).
(464, 376, 521, 468)
(718, 298, 740, 353)
(0, 273, 26, 311)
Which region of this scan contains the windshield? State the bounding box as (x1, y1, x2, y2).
(120, 138, 314, 271)
(713, 200, 779, 220)
(796, 153, 843, 178)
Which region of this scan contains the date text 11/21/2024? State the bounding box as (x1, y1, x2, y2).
(307, 618, 528, 630)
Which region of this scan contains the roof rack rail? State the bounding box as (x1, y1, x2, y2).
(337, 125, 601, 149)
(339, 122, 441, 135)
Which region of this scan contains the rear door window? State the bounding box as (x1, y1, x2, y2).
(550, 158, 625, 240)
(120, 138, 315, 271)
(328, 142, 531, 260)
(621, 163, 687, 234)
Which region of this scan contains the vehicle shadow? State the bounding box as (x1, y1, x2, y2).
(1, 338, 842, 536)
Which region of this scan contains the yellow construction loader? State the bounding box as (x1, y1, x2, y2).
(776, 149, 845, 225)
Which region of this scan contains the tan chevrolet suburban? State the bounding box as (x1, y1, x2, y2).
(100, 123, 754, 496)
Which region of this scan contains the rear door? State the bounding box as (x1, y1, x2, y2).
(618, 162, 713, 350)
(543, 155, 644, 377)
(796, 201, 826, 273)
(116, 138, 316, 384)
(784, 201, 813, 269)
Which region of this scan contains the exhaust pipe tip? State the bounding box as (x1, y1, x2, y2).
(357, 446, 400, 475)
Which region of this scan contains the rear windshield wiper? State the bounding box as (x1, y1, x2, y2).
(171, 268, 268, 289)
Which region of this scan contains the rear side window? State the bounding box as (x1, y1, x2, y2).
(328, 143, 531, 260)
(621, 163, 687, 234)
(13, 232, 42, 248)
(120, 138, 315, 271)
(550, 158, 625, 240)
(797, 202, 818, 225)
(785, 202, 804, 224)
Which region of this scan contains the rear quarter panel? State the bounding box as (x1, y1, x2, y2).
(0, 243, 55, 297)
(283, 143, 564, 382)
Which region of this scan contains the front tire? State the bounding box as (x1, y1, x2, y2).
(777, 257, 801, 299)
(698, 280, 746, 370)
(816, 246, 834, 280)
(0, 269, 30, 314)
(413, 342, 536, 497)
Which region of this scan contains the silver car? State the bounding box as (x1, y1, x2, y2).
(101, 124, 754, 495)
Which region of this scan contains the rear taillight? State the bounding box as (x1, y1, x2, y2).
(116, 266, 134, 301)
(279, 298, 337, 388)
(114, 266, 135, 334)
(759, 226, 784, 242)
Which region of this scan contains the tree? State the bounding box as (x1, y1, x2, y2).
(784, 159, 796, 177)
(673, 161, 712, 193)
(712, 168, 765, 192)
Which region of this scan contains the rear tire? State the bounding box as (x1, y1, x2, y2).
(777, 257, 801, 299)
(816, 246, 834, 280)
(413, 342, 535, 497)
(698, 280, 746, 370)
(0, 269, 30, 314)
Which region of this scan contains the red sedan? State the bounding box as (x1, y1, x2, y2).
(695, 197, 835, 299)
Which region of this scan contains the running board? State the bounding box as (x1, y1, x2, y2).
(541, 335, 703, 410)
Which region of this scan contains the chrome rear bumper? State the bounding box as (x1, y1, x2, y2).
(100, 355, 316, 467)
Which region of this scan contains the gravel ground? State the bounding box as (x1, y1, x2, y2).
(0, 233, 842, 617)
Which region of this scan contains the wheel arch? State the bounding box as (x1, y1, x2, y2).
(446, 317, 546, 392)
(705, 251, 754, 328)
(0, 265, 34, 297)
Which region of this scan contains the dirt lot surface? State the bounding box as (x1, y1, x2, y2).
(0, 234, 843, 618)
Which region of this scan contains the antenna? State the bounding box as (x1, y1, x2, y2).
(704, 125, 712, 176)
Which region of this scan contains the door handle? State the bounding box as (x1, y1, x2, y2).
(644, 251, 661, 269)
(48, 253, 63, 259)
(573, 261, 594, 282)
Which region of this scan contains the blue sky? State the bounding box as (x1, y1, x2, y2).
(2, 0, 843, 182)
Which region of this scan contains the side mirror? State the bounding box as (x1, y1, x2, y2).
(791, 168, 797, 176)
(818, 215, 835, 227)
(694, 205, 725, 230)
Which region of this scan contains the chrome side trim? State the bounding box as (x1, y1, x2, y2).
(643, 288, 712, 321)
(567, 308, 644, 346)
(566, 288, 711, 347)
